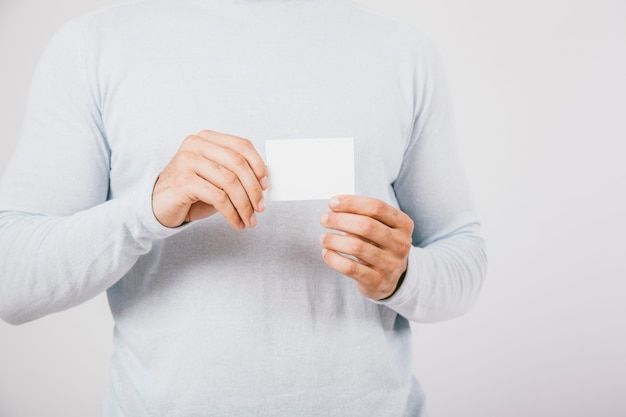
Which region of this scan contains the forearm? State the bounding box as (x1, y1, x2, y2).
(376, 222, 487, 322)
(0, 182, 180, 325)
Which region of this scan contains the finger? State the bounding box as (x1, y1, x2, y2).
(320, 211, 393, 249)
(320, 232, 383, 268)
(328, 195, 413, 231)
(321, 247, 374, 284)
(184, 135, 266, 213)
(321, 248, 394, 299)
(183, 172, 246, 231)
(196, 130, 270, 189)
(190, 156, 258, 228)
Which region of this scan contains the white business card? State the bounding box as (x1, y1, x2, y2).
(265, 137, 355, 201)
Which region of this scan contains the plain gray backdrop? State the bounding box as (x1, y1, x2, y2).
(1, 1, 625, 416)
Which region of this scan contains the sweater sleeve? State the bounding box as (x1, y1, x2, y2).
(0, 16, 182, 325)
(374, 40, 487, 322)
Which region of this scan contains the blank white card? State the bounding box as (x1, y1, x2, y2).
(265, 137, 355, 202)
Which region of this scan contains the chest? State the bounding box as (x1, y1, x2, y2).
(97, 23, 415, 200)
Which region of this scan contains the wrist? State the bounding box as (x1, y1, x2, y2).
(378, 269, 407, 301)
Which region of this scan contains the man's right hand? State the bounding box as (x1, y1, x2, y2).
(152, 130, 269, 230)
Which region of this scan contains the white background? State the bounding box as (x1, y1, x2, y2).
(1, 1, 625, 416)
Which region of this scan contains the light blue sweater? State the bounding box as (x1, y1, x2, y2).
(0, 0, 487, 415)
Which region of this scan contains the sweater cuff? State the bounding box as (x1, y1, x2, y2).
(130, 171, 190, 241)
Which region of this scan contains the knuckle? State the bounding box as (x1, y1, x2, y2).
(231, 153, 247, 168)
(393, 229, 413, 253)
(183, 134, 202, 147)
(174, 151, 201, 171)
(221, 168, 238, 186)
(176, 150, 194, 163)
(403, 215, 414, 232)
(237, 137, 254, 150)
(212, 189, 229, 205)
(400, 237, 412, 253)
(344, 260, 359, 276)
(372, 200, 387, 217)
(350, 239, 367, 256)
(358, 218, 374, 235)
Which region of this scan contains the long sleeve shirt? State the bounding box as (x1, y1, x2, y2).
(0, 1, 487, 415)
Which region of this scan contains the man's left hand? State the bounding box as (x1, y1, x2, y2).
(320, 195, 414, 300)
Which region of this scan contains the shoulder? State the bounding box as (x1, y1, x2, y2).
(48, 0, 173, 43)
(327, 0, 443, 77)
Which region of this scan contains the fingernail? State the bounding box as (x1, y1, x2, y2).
(249, 213, 257, 227)
(320, 213, 328, 225)
(257, 199, 265, 212)
(322, 248, 328, 257)
(320, 233, 326, 245)
(260, 176, 270, 190)
(329, 197, 339, 209)
(238, 221, 245, 230)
